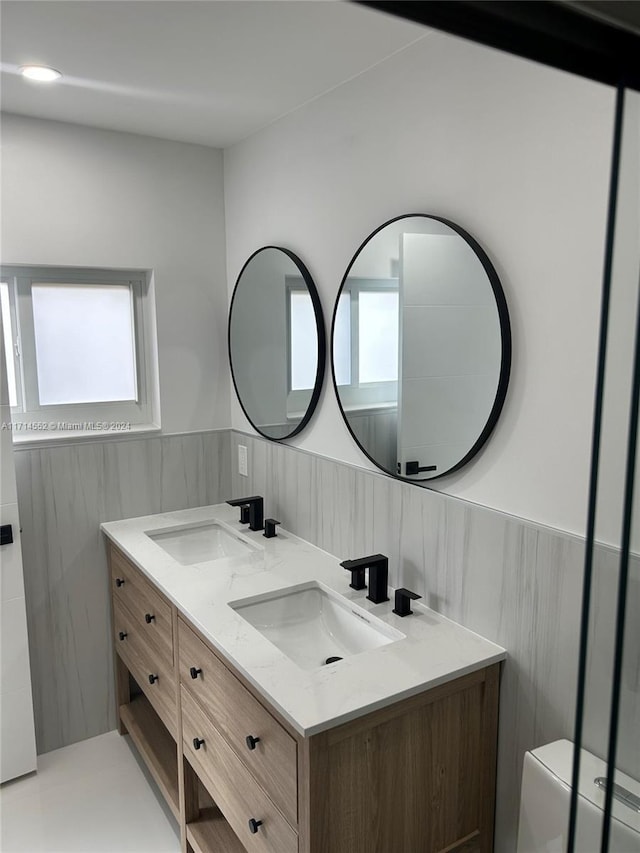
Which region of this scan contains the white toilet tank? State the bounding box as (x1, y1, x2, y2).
(517, 739, 640, 852)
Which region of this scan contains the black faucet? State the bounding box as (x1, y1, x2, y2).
(340, 553, 389, 603)
(227, 496, 264, 531)
(393, 588, 422, 617)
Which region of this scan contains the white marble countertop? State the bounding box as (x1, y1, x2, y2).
(101, 503, 505, 737)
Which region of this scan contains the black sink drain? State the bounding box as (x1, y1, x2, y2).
(324, 656, 343, 665)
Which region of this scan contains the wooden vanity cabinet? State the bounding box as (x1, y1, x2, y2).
(109, 544, 180, 818)
(107, 543, 500, 853)
(111, 544, 174, 664)
(298, 665, 499, 853)
(178, 617, 298, 826)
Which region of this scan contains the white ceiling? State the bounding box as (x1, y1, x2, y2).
(0, 1, 428, 148)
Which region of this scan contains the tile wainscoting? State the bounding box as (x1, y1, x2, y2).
(229, 429, 638, 853)
(14, 430, 231, 756)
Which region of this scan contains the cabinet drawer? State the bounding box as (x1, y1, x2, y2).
(182, 687, 297, 853)
(114, 599, 177, 738)
(178, 618, 297, 825)
(110, 546, 173, 665)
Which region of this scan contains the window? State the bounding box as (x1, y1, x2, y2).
(333, 277, 399, 408)
(288, 287, 317, 391)
(0, 266, 159, 438)
(284, 277, 321, 420)
(357, 290, 399, 384)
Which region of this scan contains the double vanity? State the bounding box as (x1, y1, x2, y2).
(102, 503, 505, 853)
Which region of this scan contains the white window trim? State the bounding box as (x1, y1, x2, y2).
(0, 279, 23, 410)
(1, 265, 161, 443)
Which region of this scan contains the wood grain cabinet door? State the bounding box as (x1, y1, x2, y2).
(110, 546, 174, 665)
(113, 598, 177, 736)
(178, 617, 298, 825)
(182, 687, 298, 853)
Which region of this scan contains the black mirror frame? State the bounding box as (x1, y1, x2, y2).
(330, 213, 512, 481)
(228, 246, 326, 442)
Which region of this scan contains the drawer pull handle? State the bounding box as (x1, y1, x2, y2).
(148, 674, 158, 684)
(144, 613, 155, 624)
(115, 578, 125, 588)
(248, 818, 263, 834)
(193, 737, 204, 750)
(189, 666, 202, 679)
(245, 734, 261, 751)
(118, 631, 128, 641)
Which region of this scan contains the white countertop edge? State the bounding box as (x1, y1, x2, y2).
(259, 652, 506, 737)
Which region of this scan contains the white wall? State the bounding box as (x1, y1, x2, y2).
(224, 30, 615, 539)
(1, 114, 230, 434)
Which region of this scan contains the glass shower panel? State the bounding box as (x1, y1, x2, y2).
(607, 85, 640, 850)
(571, 86, 640, 851)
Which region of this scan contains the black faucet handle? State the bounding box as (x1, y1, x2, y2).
(263, 518, 281, 539)
(393, 588, 422, 617)
(340, 559, 367, 591)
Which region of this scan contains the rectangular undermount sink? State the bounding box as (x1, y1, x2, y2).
(229, 581, 405, 670)
(146, 521, 257, 565)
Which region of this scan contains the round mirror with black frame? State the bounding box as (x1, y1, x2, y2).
(229, 246, 326, 441)
(331, 214, 511, 481)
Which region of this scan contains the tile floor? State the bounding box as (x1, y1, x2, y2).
(0, 731, 180, 852)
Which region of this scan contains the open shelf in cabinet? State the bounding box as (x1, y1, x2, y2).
(186, 775, 246, 853)
(120, 693, 180, 821)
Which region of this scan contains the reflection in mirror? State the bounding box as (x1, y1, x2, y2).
(229, 247, 325, 440)
(331, 215, 511, 480)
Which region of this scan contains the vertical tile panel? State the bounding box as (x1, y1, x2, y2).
(15, 430, 231, 754)
(371, 472, 401, 581)
(160, 434, 208, 510)
(102, 437, 163, 520)
(15, 442, 111, 752)
(205, 429, 232, 503)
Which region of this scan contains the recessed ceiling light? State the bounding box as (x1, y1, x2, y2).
(19, 65, 62, 83)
